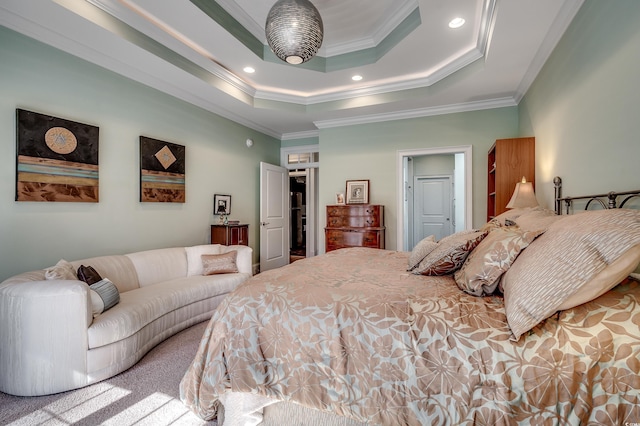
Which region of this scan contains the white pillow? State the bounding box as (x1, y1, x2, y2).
(185, 244, 223, 276)
(45, 259, 77, 280)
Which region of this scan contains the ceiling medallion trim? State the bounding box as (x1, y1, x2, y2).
(254, 47, 484, 106)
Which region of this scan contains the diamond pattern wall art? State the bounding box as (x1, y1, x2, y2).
(139, 136, 185, 203)
(16, 109, 99, 202)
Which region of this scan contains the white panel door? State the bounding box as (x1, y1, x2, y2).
(413, 176, 453, 243)
(260, 162, 290, 272)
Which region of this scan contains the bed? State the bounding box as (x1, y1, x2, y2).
(180, 179, 640, 425)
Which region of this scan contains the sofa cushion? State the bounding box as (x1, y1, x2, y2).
(222, 245, 253, 275)
(71, 255, 139, 293)
(126, 247, 187, 288)
(185, 245, 224, 276)
(87, 272, 251, 349)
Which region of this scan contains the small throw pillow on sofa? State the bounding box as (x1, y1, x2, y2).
(202, 251, 238, 275)
(89, 278, 120, 317)
(77, 265, 103, 285)
(45, 259, 77, 280)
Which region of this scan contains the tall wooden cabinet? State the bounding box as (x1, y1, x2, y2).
(325, 205, 385, 252)
(487, 137, 535, 221)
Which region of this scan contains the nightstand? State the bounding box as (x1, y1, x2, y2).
(210, 224, 249, 246)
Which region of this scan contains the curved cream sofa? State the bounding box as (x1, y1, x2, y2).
(0, 244, 252, 396)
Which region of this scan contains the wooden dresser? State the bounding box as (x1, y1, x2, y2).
(210, 224, 249, 246)
(325, 205, 385, 252)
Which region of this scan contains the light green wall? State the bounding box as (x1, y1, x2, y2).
(318, 107, 519, 251)
(0, 27, 279, 281)
(281, 136, 319, 148)
(519, 0, 640, 209)
(412, 154, 455, 176)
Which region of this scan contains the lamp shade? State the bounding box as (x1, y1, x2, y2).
(265, 0, 323, 65)
(506, 178, 539, 209)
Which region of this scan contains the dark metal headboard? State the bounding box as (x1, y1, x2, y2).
(553, 176, 640, 215)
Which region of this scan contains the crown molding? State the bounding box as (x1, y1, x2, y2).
(314, 97, 517, 129)
(281, 130, 320, 141)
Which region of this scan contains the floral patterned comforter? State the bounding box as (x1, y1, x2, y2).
(180, 248, 640, 425)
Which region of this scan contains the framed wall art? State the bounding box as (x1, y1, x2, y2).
(214, 194, 231, 215)
(16, 109, 99, 202)
(140, 136, 185, 203)
(346, 180, 369, 204)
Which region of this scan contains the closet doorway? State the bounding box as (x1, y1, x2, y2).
(289, 170, 307, 262)
(281, 146, 319, 262)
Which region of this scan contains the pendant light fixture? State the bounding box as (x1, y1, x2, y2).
(265, 0, 324, 65)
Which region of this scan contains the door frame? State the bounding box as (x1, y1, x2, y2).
(396, 145, 473, 250)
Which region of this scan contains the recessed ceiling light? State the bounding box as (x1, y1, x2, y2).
(352, 75, 363, 81)
(243, 66, 255, 73)
(449, 17, 465, 29)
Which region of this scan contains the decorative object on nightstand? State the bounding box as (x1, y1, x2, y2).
(325, 204, 385, 252)
(487, 137, 535, 221)
(214, 194, 231, 224)
(211, 224, 249, 246)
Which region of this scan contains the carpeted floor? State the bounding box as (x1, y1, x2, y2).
(0, 321, 216, 426)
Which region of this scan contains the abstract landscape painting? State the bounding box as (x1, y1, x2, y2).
(16, 109, 99, 202)
(140, 136, 185, 203)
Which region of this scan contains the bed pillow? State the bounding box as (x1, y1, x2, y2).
(454, 227, 543, 296)
(502, 209, 640, 341)
(186, 245, 223, 276)
(202, 251, 238, 275)
(45, 259, 77, 280)
(491, 207, 539, 226)
(513, 208, 561, 232)
(89, 278, 120, 317)
(407, 235, 437, 271)
(412, 230, 488, 276)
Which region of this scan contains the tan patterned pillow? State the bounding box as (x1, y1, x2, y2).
(502, 209, 640, 341)
(412, 230, 488, 276)
(407, 235, 437, 271)
(454, 227, 543, 296)
(492, 207, 539, 226)
(513, 208, 561, 232)
(202, 251, 238, 275)
(480, 218, 503, 233)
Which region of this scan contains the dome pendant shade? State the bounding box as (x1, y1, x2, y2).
(265, 0, 324, 65)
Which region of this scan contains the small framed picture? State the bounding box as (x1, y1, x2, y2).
(336, 193, 345, 205)
(346, 180, 369, 204)
(214, 194, 231, 215)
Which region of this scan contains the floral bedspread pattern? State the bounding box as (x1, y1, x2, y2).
(180, 248, 640, 425)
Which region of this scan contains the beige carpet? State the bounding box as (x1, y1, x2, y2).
(0, 321, 216, 426)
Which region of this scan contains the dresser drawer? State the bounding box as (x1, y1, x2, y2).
(325, 229, 385, 252)
(326, 205, 383, 227)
